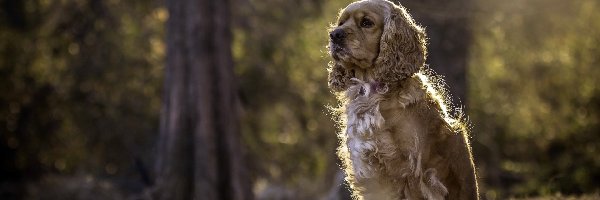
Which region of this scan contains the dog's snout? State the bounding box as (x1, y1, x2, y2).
(329, 29, 347, 43)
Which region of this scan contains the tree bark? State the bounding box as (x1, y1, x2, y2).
(154, 0, 252, 199)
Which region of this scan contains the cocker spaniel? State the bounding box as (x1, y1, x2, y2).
(327, 0, 479, 199)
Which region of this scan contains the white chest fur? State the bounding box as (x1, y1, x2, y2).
(342, 79, 448, 200)
(344, 80, 385, 179)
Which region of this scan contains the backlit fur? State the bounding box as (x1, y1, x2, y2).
(327, 1, 479, 199)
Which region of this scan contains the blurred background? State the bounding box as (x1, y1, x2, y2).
(1, 0, 599, 199)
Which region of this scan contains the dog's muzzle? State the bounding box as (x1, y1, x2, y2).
(329, 28, 347, 60)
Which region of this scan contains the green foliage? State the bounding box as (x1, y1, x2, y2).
(232, 0, 353, 197)
(470, 0, 600, 197)
(0, 0, 165, 184)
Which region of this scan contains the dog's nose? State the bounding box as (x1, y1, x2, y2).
(329, 29, 346, 43)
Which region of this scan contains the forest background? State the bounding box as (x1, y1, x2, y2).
(1, 0, 599, 199)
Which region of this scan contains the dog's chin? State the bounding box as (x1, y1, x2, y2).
(329, 43, 347, 60)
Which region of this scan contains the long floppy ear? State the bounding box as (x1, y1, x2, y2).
(328, 61, 353, 92)
(374, 2, 427, 84)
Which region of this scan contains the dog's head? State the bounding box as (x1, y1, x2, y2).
(328, 0, 427, 92)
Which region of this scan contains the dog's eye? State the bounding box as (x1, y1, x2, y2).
(360, 18, 374, 28)
(338, 20, 345, 26)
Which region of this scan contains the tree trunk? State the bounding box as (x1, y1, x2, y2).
(154, 0, 252, 199)
(402, 0, 472, 106)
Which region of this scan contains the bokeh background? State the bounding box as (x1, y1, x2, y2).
(1, 0, 599, 199)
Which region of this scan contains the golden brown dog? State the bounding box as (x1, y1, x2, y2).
(327, 0, 479, 199)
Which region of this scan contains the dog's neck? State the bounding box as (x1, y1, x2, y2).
(349, 67, 416, 93)
(350, 67, 376, 82)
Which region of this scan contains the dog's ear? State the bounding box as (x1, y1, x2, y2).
(328, 61, 352, 92)
(374, 3, 427, 83)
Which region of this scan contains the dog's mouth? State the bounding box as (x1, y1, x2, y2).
(329, 43, 348, 60)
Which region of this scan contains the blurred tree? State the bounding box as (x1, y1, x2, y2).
(402, 0, 472, 106)
(153, 0, 251, 199)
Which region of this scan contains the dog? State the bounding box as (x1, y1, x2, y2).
(327, 0, 479, 199)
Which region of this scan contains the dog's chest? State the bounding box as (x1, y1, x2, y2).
(344, 82, 418, 179)
(341, 79, 449, 199)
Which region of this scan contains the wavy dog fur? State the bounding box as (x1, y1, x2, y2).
(327, 1, 479, 199)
